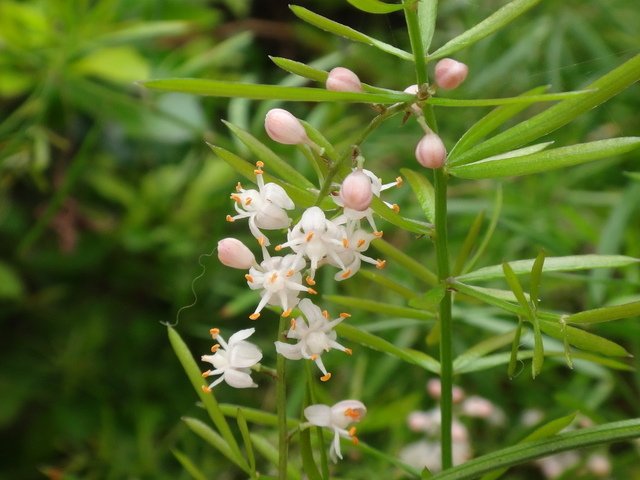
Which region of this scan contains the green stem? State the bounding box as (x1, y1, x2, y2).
(277, 315, 288, 480)
(404, 0, 452, 470)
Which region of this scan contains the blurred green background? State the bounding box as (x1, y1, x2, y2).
(1, 0, 638, 478)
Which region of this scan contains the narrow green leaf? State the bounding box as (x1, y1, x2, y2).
(501, 263, 532, 318)
(429, 90, 592, 107)
(270, 56, 329, 83)
(539, 319, 630, 357)
(236, 410, 256, 476)
(566, 301, 640, 324)
(458, 255, 640, 282)
(209, 144, 334, 210)
(401, 167, 435, 223)
(370, 195, 434, 235)
(429, 419, 640, 480)
(530, 250, 545, 309)
(507, 320, 523, 379)
(372, 238, 438, 285)
(250, 433, 302, 480)
(324, 294, 435, 320)
(468, 141, 554, 162)
(409, 285, 445, 310)
(452, 54, 640, 165)
(429, 0, 542, 59)
(463, 185, 502, 274)
(453, 211, 485, 276)
(418, 0, 438, 53)
(449, 137, 640, 179)
(87, 21, 191, 48)
(480, 412, 577, 480)
(346, 0, 404, 14)
(171, 449, 208, 480)
(143, 78, 413, 103)
(299, 119, 338, 162)
(453, 330, 516, 372)
(168, 327, 244, 464)
(300, 422, 322, 480)
(183, 417, 249, 474)
(219, 404, 298, 429)
(449, 86, 549, 160)
(358, 269, 417, 299)
(289, 5, 413, 60)
(337, 323, 440, 373)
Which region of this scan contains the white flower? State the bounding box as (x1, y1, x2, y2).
(245, 246, 313, 320)
(304, 400, 366, 462)
(333, 168, 402, 234)
(274, 298, 351, 381)
(276, 206, 348, 281)
(226, 162, 294, 246)
(399, 437, 471, 473)
(201, 328, 262, 390)
(327, 227, 385, 281)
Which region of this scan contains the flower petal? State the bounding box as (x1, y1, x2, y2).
(274, 341, 303, 360)
(230, 341, 263, 368)
(223, 369, 257, 388)
(303, 404, 333, 427)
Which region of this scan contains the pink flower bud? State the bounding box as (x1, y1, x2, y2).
(339, 170, 373, 211)
(326, 67, 363, 93)
(415, 133, 446, 169)
(434, 58, 468, 90)
(264, 108, 309, 145)
(427, 378, 465, 402)
(217, 238, 256, 269)
(461, 395, 494, 418)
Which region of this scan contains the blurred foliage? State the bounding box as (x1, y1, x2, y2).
(0, 0, 638, 478)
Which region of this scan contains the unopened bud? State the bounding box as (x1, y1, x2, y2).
(427, 378, 465, 402)
(415, 133, 446, 169)
(217, 238, 256, 269)
(339, 170, 373, 211)
(326, 67, 363, 93)
(434, 58, 468, 90)
(461, 395, 494, 418)
(264, 108, 309, 145)
(403, 84, 423, 115)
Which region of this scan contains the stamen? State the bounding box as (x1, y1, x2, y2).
(376, 259, 386, 269)
(230, 194, 241, 203)
(340, 269, 352, 279)
(339, 313, 351, 318)
(348, 427, 358, 436)
(244, 197, 252, 206)
(322, 310, 329, 319)
(210, 344, 220, 353)
(245, 274, 254, 283)
(254, 168, 263, 175)
(282, 308, 292, 318)
(310, 354, 318, 360)
(256, 161, 264, 168)
(285, 269, 294, 277)
(342, 238, 349, 248)
(357, 239, 366, 248)
(345, 409, 360, 420)
(305, 232, 314, 242)
(201, 370, 211, 378)
(307, 288, 318, 295)
(249, 313, 261, 320)
(235, 182, 243, 192)
(374, 231, 383, 238)
(269, 272, 278, 283)
(395, 176, 403, 187)
(225, 215, 235, 222)
(210, 328, 220, 337)
(274, 245, 283, 251)
(320, 373, 332, 382)
(201, 385, 212, 393)
(391, 204, 400, 213)
(351, 436, 359, 446)
(258, 236, 266, 246)
(290, 318, 297, 330)
(306, 276, 316, 286)
(344, 348, 353, 356)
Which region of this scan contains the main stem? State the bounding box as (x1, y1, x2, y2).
(277, 314, 288, 479)
(403, 0, 453, 470)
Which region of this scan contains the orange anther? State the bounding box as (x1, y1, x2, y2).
(391, 204, 400, 213)
(306, 276, 316, 286)
(230, 194, 241, 203)
(254, 169, 263, 175)
(345, 409, 360, 420)
(245, 197, 252, 206)
(340, 269, 352, 279)
(351, 436, 359, 446)
(320, 373, 332, 382)
(339, 313, 351, 318)
(249, 313, 260, 320)
(245, 274, 254, 283)
(269, 272, 278, 283)
(209, 328, 220, 336)
(256, 161, 264, 168)
(286, 269, 294, 277)
(348, 426, 358, 436)
(307, 288, 318, 295)
(201, 370, 211, 378)
(226, 215, 235, 222)
(344, 348, 353, 356)
(305, 232, 314, 242)
(282, 308, 292, 318)
(201, 385, 212, 393)
(342, 238, 349, 248)
(275, 245, 283, 251)
(374, 231, 383, 238)
(395, 176, 403, 187)
(290, 318, 297, 330)
(210, 344, 220, 353)
(357, 239, 366, 248)
(322, 310, 329, 319)
(258, 237, 266, 246)
(310, 354, 318, 360)
(376, 259, 386, 269)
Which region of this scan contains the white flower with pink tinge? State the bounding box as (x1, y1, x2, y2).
(276, 206, 348, 282)
(274, 298, 351, 381)
(201, 328, 262, 390)
(333, 168, 403, 234)
(226, 161, 294, 246)
(327, 227, 385, 281)
(304, 400, 366, 463)
(245, 246, 313, 320)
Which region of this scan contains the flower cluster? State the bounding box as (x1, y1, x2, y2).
(200, 101, 407, 461)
